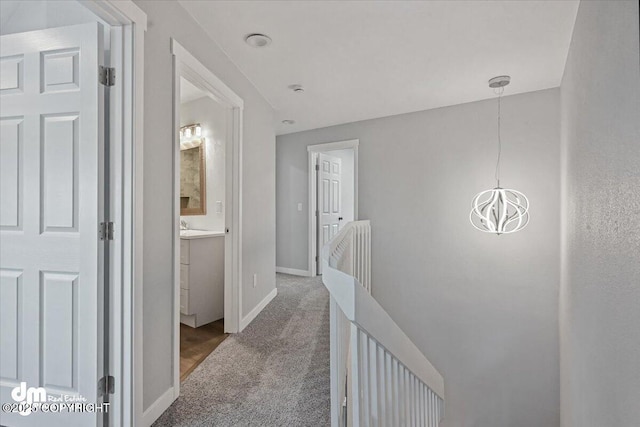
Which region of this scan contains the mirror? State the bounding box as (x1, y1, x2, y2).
(180, 140, 206, 215)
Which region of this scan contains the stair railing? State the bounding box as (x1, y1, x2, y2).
(322, 220, 444, 426)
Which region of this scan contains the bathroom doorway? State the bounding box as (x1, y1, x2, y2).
(171, 40, 244, 389)
(177, 76, 228, 381)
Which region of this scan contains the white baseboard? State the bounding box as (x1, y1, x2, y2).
(276, 266, 311, 277)
(240, 287, 278, 331)
(142, 387, 175, 427)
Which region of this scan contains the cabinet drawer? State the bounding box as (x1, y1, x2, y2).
(180, 264, 189, 290)
(180, 239, 190, 264)
(180, 288, 190, 315)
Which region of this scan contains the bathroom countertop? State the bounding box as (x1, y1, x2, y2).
(180, 230, 225, 239)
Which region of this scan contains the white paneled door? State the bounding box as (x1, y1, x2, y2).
(317, 153, 342, 274)
(0, 23, 105, 427)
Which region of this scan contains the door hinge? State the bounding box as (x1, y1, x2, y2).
(99, 222, 114, 240)
(315, 164, 319, 171)
(315, 210, 319, 217)
(316, 255, 319, 262)
(99, 66, 115, 86)
(98, 375, 115, 396)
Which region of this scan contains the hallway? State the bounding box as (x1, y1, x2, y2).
(153, 274, 330, 426)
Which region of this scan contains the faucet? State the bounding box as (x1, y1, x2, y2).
(180, 220, 188, 230)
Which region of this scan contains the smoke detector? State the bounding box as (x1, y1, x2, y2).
(289, 84, 305, 93)
(244, 33, 272, 48)
(488, 75, 511, 88)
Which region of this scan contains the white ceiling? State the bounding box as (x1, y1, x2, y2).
(180, 77, 208, 104)
(179, 0, 579, 135)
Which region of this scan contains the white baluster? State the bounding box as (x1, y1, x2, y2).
(417, 382, 422, 427)
(365, 226, 371, 292)
(385, 351, 393, 426)
(349, 324, 359, 427)
(425, 384, 429, 426)
(417, 377, 423, 427)
(355, 225, 362, 284)
(358, 224, 363, 290)
(436, 389, 440, 427)
(410, 374, 415, 427)
(408, 367, 413, 427)
(377, 344, 386, 425)
(359, 330, 370, 427)
(353, 225, 362, 284)
(431, 389, 437, 427)
(428, 389, 433, 427)
(392, 358, 399, 426)
(369, 337, 378, 425)
(329, 298, 339, 426)
(397, 362, 404, 426)
(419, 382, 424, 426)
(404, 367, 410, 426)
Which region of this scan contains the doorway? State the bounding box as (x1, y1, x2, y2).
(176, 76, 228, 381)
(171, 40, 244, 394)
(307, 139, 359, 276)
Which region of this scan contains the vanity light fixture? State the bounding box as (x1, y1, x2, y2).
(180, 123, 201, 141)
(245, 33, 272, 48)
(469, 76, 530, 235)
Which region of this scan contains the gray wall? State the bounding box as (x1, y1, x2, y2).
(277, 89, 561, 426)
(276, 136, 309, 270)
(134, 0, 276, 411)
(560, 1, 640, 426)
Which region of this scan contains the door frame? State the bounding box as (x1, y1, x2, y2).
(171, 39, 244, 392)
(78, 1, 147, 426)
(307, 139, 359, 276)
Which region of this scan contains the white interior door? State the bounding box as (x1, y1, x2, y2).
(0, 22, 105, 427)
(317, 153, 342, 274)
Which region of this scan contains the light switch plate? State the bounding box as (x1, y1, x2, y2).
(297, 203, 303, 211)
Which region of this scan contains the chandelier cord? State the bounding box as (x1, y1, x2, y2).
(470, 76, 529, 235)
(494, 86, 504, 187)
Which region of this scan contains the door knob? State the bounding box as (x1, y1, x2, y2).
(338, 217, 343, 221)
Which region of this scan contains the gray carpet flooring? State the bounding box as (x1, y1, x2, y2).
(153, 273, 331, 427)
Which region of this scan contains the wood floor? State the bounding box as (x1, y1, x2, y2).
(180, 319, 228, 381)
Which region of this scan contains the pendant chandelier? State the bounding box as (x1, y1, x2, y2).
(469, 76, 529, 235)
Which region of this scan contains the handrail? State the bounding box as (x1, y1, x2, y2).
(322, 220, 444, 426)
(323, 267, 445, 397)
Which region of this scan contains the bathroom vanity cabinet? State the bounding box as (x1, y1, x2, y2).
(179, 231, 224, 328)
